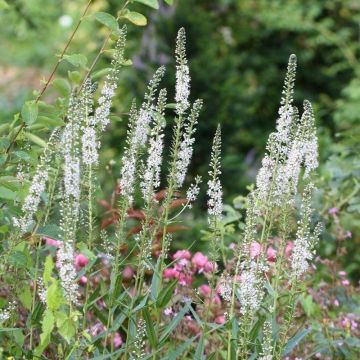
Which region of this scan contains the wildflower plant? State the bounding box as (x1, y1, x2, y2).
(2, 2, 354, 359)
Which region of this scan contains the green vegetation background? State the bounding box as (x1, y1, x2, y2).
(0, 0, 359, 277)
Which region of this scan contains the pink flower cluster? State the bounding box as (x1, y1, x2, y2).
(249, 241, 293, 262)
(163, 250, 216, 286)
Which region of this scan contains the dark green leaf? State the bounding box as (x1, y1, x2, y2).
(283, 327, 312, 356)
(143, 307, 157, 348)
(63, 54, 88, 69)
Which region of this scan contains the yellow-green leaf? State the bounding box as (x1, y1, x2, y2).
(122, 11, 147, 26)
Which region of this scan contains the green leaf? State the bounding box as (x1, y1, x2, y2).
(143, 307, 157, 348)
(94, 12, 119, 32)
(0, 186, 16, 200)
(133, 0, 159, 9)
(283, 327, 312, 356)
(57, 312, 76, 343)
(0, 0, 9, 10)
(63, 54, 88, 69)
(46, 281, 64, 311)
(122, 11, 147, 26)
(42, 309, 55, 336)
(37, 224, 61, 240)
(23, 132, 47, 147)
(161, 336, 197, 360)
(150, 259, 161, 302)
(194, 336, 205, 360)
(164, 0, 173, 5)
(43, 255, 54, 284)
(157, 280, 177, 308)
(8, 251, 28, 268)
(68, 70, 82, 84)
(52, 78, 71, 97)
(18, 285, 32, 310)
(21, 101, 38, 125)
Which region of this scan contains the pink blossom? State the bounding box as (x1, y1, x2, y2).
(44, 237, 61, 247)
(122, 266, 134, 280)
(79, 276, 87, 285)
(341, 279, 350, 286)
(173, 250, 192, 260)
(163, 268, 179, 279)
(178, 273, 193, 286)
(75, 253, 89, 269)
(198, 284, 211, 297)
(351, 320, 358, 330)
(113, 332, 123, 348)
(328, 207, 339, 216)
(192, 252, 209, 272)
(346, 231, 352, 239)
(164, 307, 173, 316)
(285, 241, 293, 257)
(250, 242, 261, 258)
(338, 271, 347, 277)
(204, 261, 216, 273)
(229, 243, 236, 250)
(215, 315, 225, 324)
(333, 299, 340, 307)
(267, 247, 277, 262)
(211, 295, 221, 305)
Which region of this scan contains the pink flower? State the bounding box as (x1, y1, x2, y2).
(211, 295, 221, 305)
(250, 242, 261, 258)
(267, 247, 277, 262)
(215, 315, 225, 324)
(192, 252, 209, 272)
(346, 231, 352, 239)
(285, 241, 293, 257)
(198, 284, 211, 297)
(75, 253, 89, 269)
(113, 332, 123, 348)
(338, 271, 347, 277)
(328, 207, 339, 216)
(351, 320, 358, 330)
(79, 276, 88, 285)
(333, 299, 340, 307)
(229, 243, 236, 250)
(173, 250, 192, 260)
(178, 273, 193, 286)
(122, 266, 134, 280)
(164, 307, 173, 316)
(44, 237, 61, 247)
(341, 279, 350, 286)
(163, 268, 179, 279)
(204, 261, 216, 273)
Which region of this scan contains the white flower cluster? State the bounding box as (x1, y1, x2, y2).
(186, 175, 202, 206)
(82, 126, 99, 165)
(13, 168, 49, 233)
(140, 89, 167, 200)
(259, 321, 273, 360)
(175, 99, 203, 188)
(37, 277, 47, 304)
(175, 28, 190, 116)
(57, 242, 79, 305)
(131, 318, 147, 360)
(0, 301, 16, 323)
(120, 68, 165, 204)
(13, 129, 59, 233)
(291, 183, 322, 278)
(94, 27, 127, 131)
(207, 125, 223, 219)
(239, 262, 265, 315)
(255, 55, 319, 208)
(218, 273, 232, 302)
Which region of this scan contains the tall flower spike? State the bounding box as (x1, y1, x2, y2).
(207, 125, 223, 219)
(13, 129, 59, 233)
(175, 99, 203, 188)
(140, 88, 167, 201)
(93, 26, 127, 131)
(119, 65, 165, 204)
(175, 27, 190, 116)
(291, 182, 321, 278)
